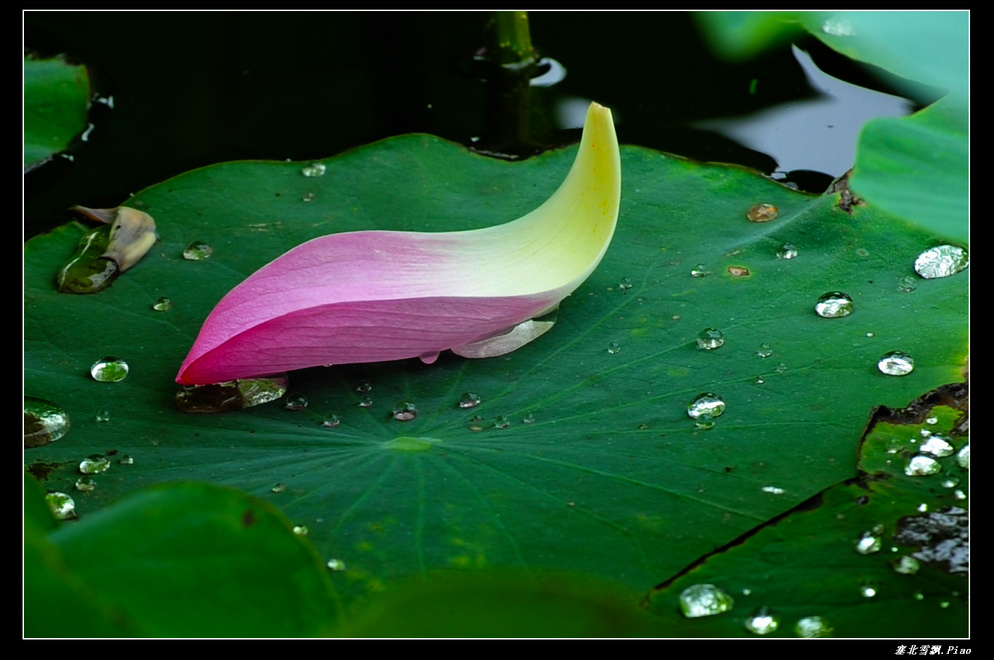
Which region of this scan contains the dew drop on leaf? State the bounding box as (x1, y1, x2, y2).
(814, 292, 854, 318)
(795, 616, 833, 638)
(744, 607, 779, 634)
(877, 351, 914, 376)
(79, 455, 111, 474)
(459, 392, 482, 409)
(152, 297, 173, 311)
(905, 455, 941, 476)
(678, 583, 734, 618)
(45, 492, 76, 520)
(90, 356, 129, 382)
(746, 203, 778, 222)
(285, 393, 308, 411)
(392, 402, 418, 421)
(914, 245, 968, 279)
(183, 241, 213, 260)
(24, 397, 71, 447)
(776, 243, 798, 259)
(696, 327, 724, 350)
(301, 161, 326, 177)
(687, 393, 725, 420)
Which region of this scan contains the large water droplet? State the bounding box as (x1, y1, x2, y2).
(905, 455, 942, 476)
(90, 356, 129, 382)
(814, 291, 854, 318)
(696, 327, 724, 350)
(322, 414, 341, 428)
(392, 402, 418, 421)
(687, 393, 725, 420)
(175, 375, 288, 413)
(459, 392, 482, 409)
(46, 492, 76, 520)
(182, 241, 213, 260)
(301, 161, 326, 177)
(79, 455, 111, 475)
(678, 583, 734, 618)
(877, 351, 914, 376)
(920, 434, 955, 457)
(744, 607, 779, 634)
(24, 397, 71, 447)
(914, 245, 968, 279)
(746, 203, 778, 222)
(794, 616, 833, 638)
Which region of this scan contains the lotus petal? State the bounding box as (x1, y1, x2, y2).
(176, 102, 621, 385)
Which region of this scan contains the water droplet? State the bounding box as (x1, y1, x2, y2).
(95, 409, 110, 422)
(756, 343, 773, 358)
(814, 291, 854, 318)
(754, 375, 765, 384)
(860, 583, 878, 598)
(522, 413, 536, 424)
(761, 486, 785, 495)
(182, 241, 213, 260)
(75, 477, 96, 491)
(892, 555, 920, 575)
(678, 583, 734, 618)
(90, 356, 129, 382)
(493, 415, 511, 429)
(691, 264, 711, 277)
(746, 203, 778, 222)
(898, 275, 918, 292)
(119, 455, 134, 465)
(877, 351, 914, 376)
(285, 393, 308, 411)
(905, 455, 942, 476)
(358, 396, 373, 408)
(687, 393, 725, 420)
(744, 607, 779, 634)
(152, 296, 173, 311)
(24, 397, 71, 447)
(301, 191, 316, 202)
(696, 327, 724, 350)
(914, 245, 968, 279)
(618, 276, 633, 290)
(292, 525, 309, 536)
(775, 362, 788, 373)
(322, 414, 341, 428)
(607, 341, 621, 354)
(794, 616, 833, 638)
(920, 434, 955, 457)
(301, 161, 326, 177)
(271, 483, 287, 493)
(79, 455, 111, 475)
(855, 532, 882, 554)
(46, 492, 76, 520)
(459, 392, 482, 409)
(326, 558, 347, 572)
(957, 444, 969, 470)
(942, 478, 959, 489)
(776, 243, 798, 259)
(175, 375, 289, 413)
(917, 502, 928, 512)
(355, 381, 372, 393)
(392, 402, 418, 421)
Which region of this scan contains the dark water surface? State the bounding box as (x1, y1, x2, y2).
(24, 10, 915, 238)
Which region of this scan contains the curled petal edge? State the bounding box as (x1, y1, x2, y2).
(177, 102, 621, 385)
